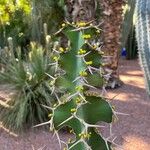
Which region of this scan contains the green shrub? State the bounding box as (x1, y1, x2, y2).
(0, 43, 55, 130)
(0, 0, 65, 48)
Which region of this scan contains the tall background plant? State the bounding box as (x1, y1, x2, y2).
(135, 0, 150, 95)
(0, 0, 65, 48)
(121, 0, 137, 59)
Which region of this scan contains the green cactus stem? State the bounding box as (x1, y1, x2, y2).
(135, 0, 150, 95)
(43, 22, 114, 149)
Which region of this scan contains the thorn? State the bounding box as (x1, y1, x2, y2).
(33, 121, 51, 128)
(68, 139, 82, 150)
(67, 92, 78, 100)
(53, 28, 64, 36)
(101, 86, 108, 96)
(105, 140, 111, 150)
(55, 131, 62, 149)
(54, 92, 61, 104)
(48, 62, 57, 66)
(72, 76, 81, 83)
(58, 116, 74, 127)
(76, 51, 91, 58)
(41, 104, 53, 110)
(51, 86, 55, 95)
(114, 111, 130, 116)
(86, 123, 105, 128)
(83, 83, 97, 89)
(55, 62, 59, 73)
(90, 66, 100, 71)
(45, 73, 55, 80)
(109, 124, 113, 137)
(82, 140, 92, 150)
(78, 93, 86, 102)
(88, 66, 93, 74)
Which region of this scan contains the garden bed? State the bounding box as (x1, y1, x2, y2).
(0, 59, 150, 150)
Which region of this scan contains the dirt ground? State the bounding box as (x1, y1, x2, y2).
(0, 59, 150, 150)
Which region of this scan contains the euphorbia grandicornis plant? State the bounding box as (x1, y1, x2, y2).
(36, 21, 116, 150)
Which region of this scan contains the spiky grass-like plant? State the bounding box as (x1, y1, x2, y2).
(0, 43, 55, 130)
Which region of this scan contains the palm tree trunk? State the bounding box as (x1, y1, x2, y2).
(65, 0, 96, 22)
(100, 0, 125, 88)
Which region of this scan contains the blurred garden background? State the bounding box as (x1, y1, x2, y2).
(0, 0, 150, 150)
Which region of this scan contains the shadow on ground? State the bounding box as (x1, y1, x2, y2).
(106, 59, 150, 150)
(0, 59, 150, 150)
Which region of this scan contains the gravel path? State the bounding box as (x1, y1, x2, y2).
(107, 59, 150, 150)
(0, 59, 150, 150)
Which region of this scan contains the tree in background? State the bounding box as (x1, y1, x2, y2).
(0, 0, 65, 48)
